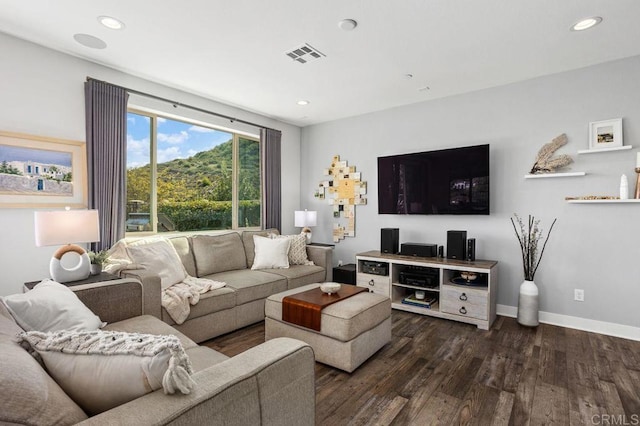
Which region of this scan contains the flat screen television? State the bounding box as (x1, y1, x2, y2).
(378, 144, 490, 215)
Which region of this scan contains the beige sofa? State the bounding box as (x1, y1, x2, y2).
(115, 229, 333, 343)
(0, 278, 316, 425)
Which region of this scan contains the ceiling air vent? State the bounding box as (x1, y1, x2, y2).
(285, 43, 326, 64)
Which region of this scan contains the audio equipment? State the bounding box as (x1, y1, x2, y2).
(438, 245, 444, 258)
(467, 238, 476, 262)
(361, 261, 389, 276)
(447, 230, 467, 260)
(399, 268, 439, 288)
(381, 228, 399, 254)
(400, 243, 437, 258)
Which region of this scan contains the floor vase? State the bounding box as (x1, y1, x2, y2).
(517, 280, 539, 327)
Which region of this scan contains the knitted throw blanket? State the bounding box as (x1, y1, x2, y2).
(18, 330, 196, 395)
(105, 238, 226, 325)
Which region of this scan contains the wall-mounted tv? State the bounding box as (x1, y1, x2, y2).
(378, 144, 490, 215)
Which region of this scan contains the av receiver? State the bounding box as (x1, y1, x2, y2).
(399, 268, 439, 288)
(360, 261, 389, 276)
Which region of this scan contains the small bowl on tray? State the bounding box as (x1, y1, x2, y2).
(320, 282, 341, 295)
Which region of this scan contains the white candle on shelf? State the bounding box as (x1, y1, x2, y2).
(637, 152, 640, 168)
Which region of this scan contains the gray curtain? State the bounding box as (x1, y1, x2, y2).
(85, 80, 129, 251)
(260, 128, 282, 231)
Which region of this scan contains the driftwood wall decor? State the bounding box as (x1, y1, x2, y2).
(315, 155, 367, 243)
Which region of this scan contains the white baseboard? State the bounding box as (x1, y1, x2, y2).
(497, 304, 640, 342)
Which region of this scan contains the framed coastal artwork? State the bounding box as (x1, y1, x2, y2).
(588, 118, 623, 150)
(0, 131, 87, 208)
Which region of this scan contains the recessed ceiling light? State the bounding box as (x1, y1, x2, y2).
(73, 33, 107, 49)
(571, 17, 602, 31)
(338, 19, 358, 31)
(98, 15, 125, 30)
(297, 100, 310, 106)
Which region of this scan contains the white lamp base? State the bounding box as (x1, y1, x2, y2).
(50, 244, 91, 283)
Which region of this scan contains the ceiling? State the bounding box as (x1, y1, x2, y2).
(1, 1, 640, 127)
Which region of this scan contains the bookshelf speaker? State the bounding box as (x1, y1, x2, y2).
(381, 228, 399, 254)
(447, 230, 467, 260)
(467, 238, 476, 261)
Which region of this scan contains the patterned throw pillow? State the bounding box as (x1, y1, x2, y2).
(18, 329, 195, 415)
(269, 233, 315, 266)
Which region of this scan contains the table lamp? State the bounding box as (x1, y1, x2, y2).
(294, 209, 317, 243)
(34, 208, 100, 283)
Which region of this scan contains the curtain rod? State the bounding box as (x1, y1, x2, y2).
(86, 77, 279, 132)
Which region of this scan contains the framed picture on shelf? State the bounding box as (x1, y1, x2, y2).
(589, 118, 623, 150)
(0, 131, 87, 208)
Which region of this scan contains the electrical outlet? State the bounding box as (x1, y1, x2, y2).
(338, 260, 343, 267)
(574, 289, 585, 302)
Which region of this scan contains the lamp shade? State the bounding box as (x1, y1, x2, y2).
(294, 210, 317, 228)
(34, 209, 100, 247)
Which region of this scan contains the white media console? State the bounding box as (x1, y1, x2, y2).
(355, 251, 498, 330)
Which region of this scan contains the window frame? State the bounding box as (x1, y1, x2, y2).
(126, 108, 261, 236)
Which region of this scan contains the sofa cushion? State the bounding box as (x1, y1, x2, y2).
(192, 233, 247, 276)
(2, 280, 104, 332)
(170, 236, 197, 277)
(0, 336, 89, 425)
(251, 235, 291, 270)
(161, 286, 236, 325)
(19, 329, 195, 416)
(0, 300, 23, 337)
(103, 314, 198, 350)
(0, 305, 89, 425)
(264, 265, 327, 289)
(209, 269, 287, 305)
(127, 239, 187, 289)
(242, 228, 279, 268)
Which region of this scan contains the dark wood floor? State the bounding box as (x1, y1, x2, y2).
(204, 312, 640, 425)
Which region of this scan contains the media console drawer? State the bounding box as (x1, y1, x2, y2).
(440, 285, 488, 320)
(357, 274, 390, 297)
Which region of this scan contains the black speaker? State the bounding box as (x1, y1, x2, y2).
(381, 228, 399, 254)
(467, 238, 476, 261)
(438, 245, 444, 258)
(447, 230, 467, 260)
(400, 243, 437, 257)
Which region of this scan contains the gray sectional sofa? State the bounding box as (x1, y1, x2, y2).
(0, 277, 316, 425)
(117, 229, 333, 343)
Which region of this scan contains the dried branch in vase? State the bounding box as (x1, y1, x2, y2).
(530, 133, 574, 174)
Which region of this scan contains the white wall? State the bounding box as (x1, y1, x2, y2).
(0, 33, 301, 295)
(301, 55, 640, 329)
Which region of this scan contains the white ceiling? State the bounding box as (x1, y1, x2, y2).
(1, 0, 640, 127)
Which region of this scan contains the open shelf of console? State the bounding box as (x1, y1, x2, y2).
(356, 251, 498, 330)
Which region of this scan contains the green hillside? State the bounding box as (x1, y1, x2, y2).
(126, 138, 261, 231)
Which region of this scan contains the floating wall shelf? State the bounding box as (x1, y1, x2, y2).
(524, 172, 586, 179)
(566, 199, 640, 204)
(577, 146, 633, 154)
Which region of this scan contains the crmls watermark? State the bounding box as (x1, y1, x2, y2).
(592, 414, 640, 425)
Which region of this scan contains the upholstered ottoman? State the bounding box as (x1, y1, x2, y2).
(265, 283, 391, 373)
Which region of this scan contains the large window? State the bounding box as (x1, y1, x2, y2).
(126, 110, 261, 233)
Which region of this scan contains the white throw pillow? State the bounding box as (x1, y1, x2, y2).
(2, 280, 104, 332)
(18, 329, 196, 415)
(251, 235, 291, 270)
(269, 233, 314, 266)
(127, 239, 187, 290)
